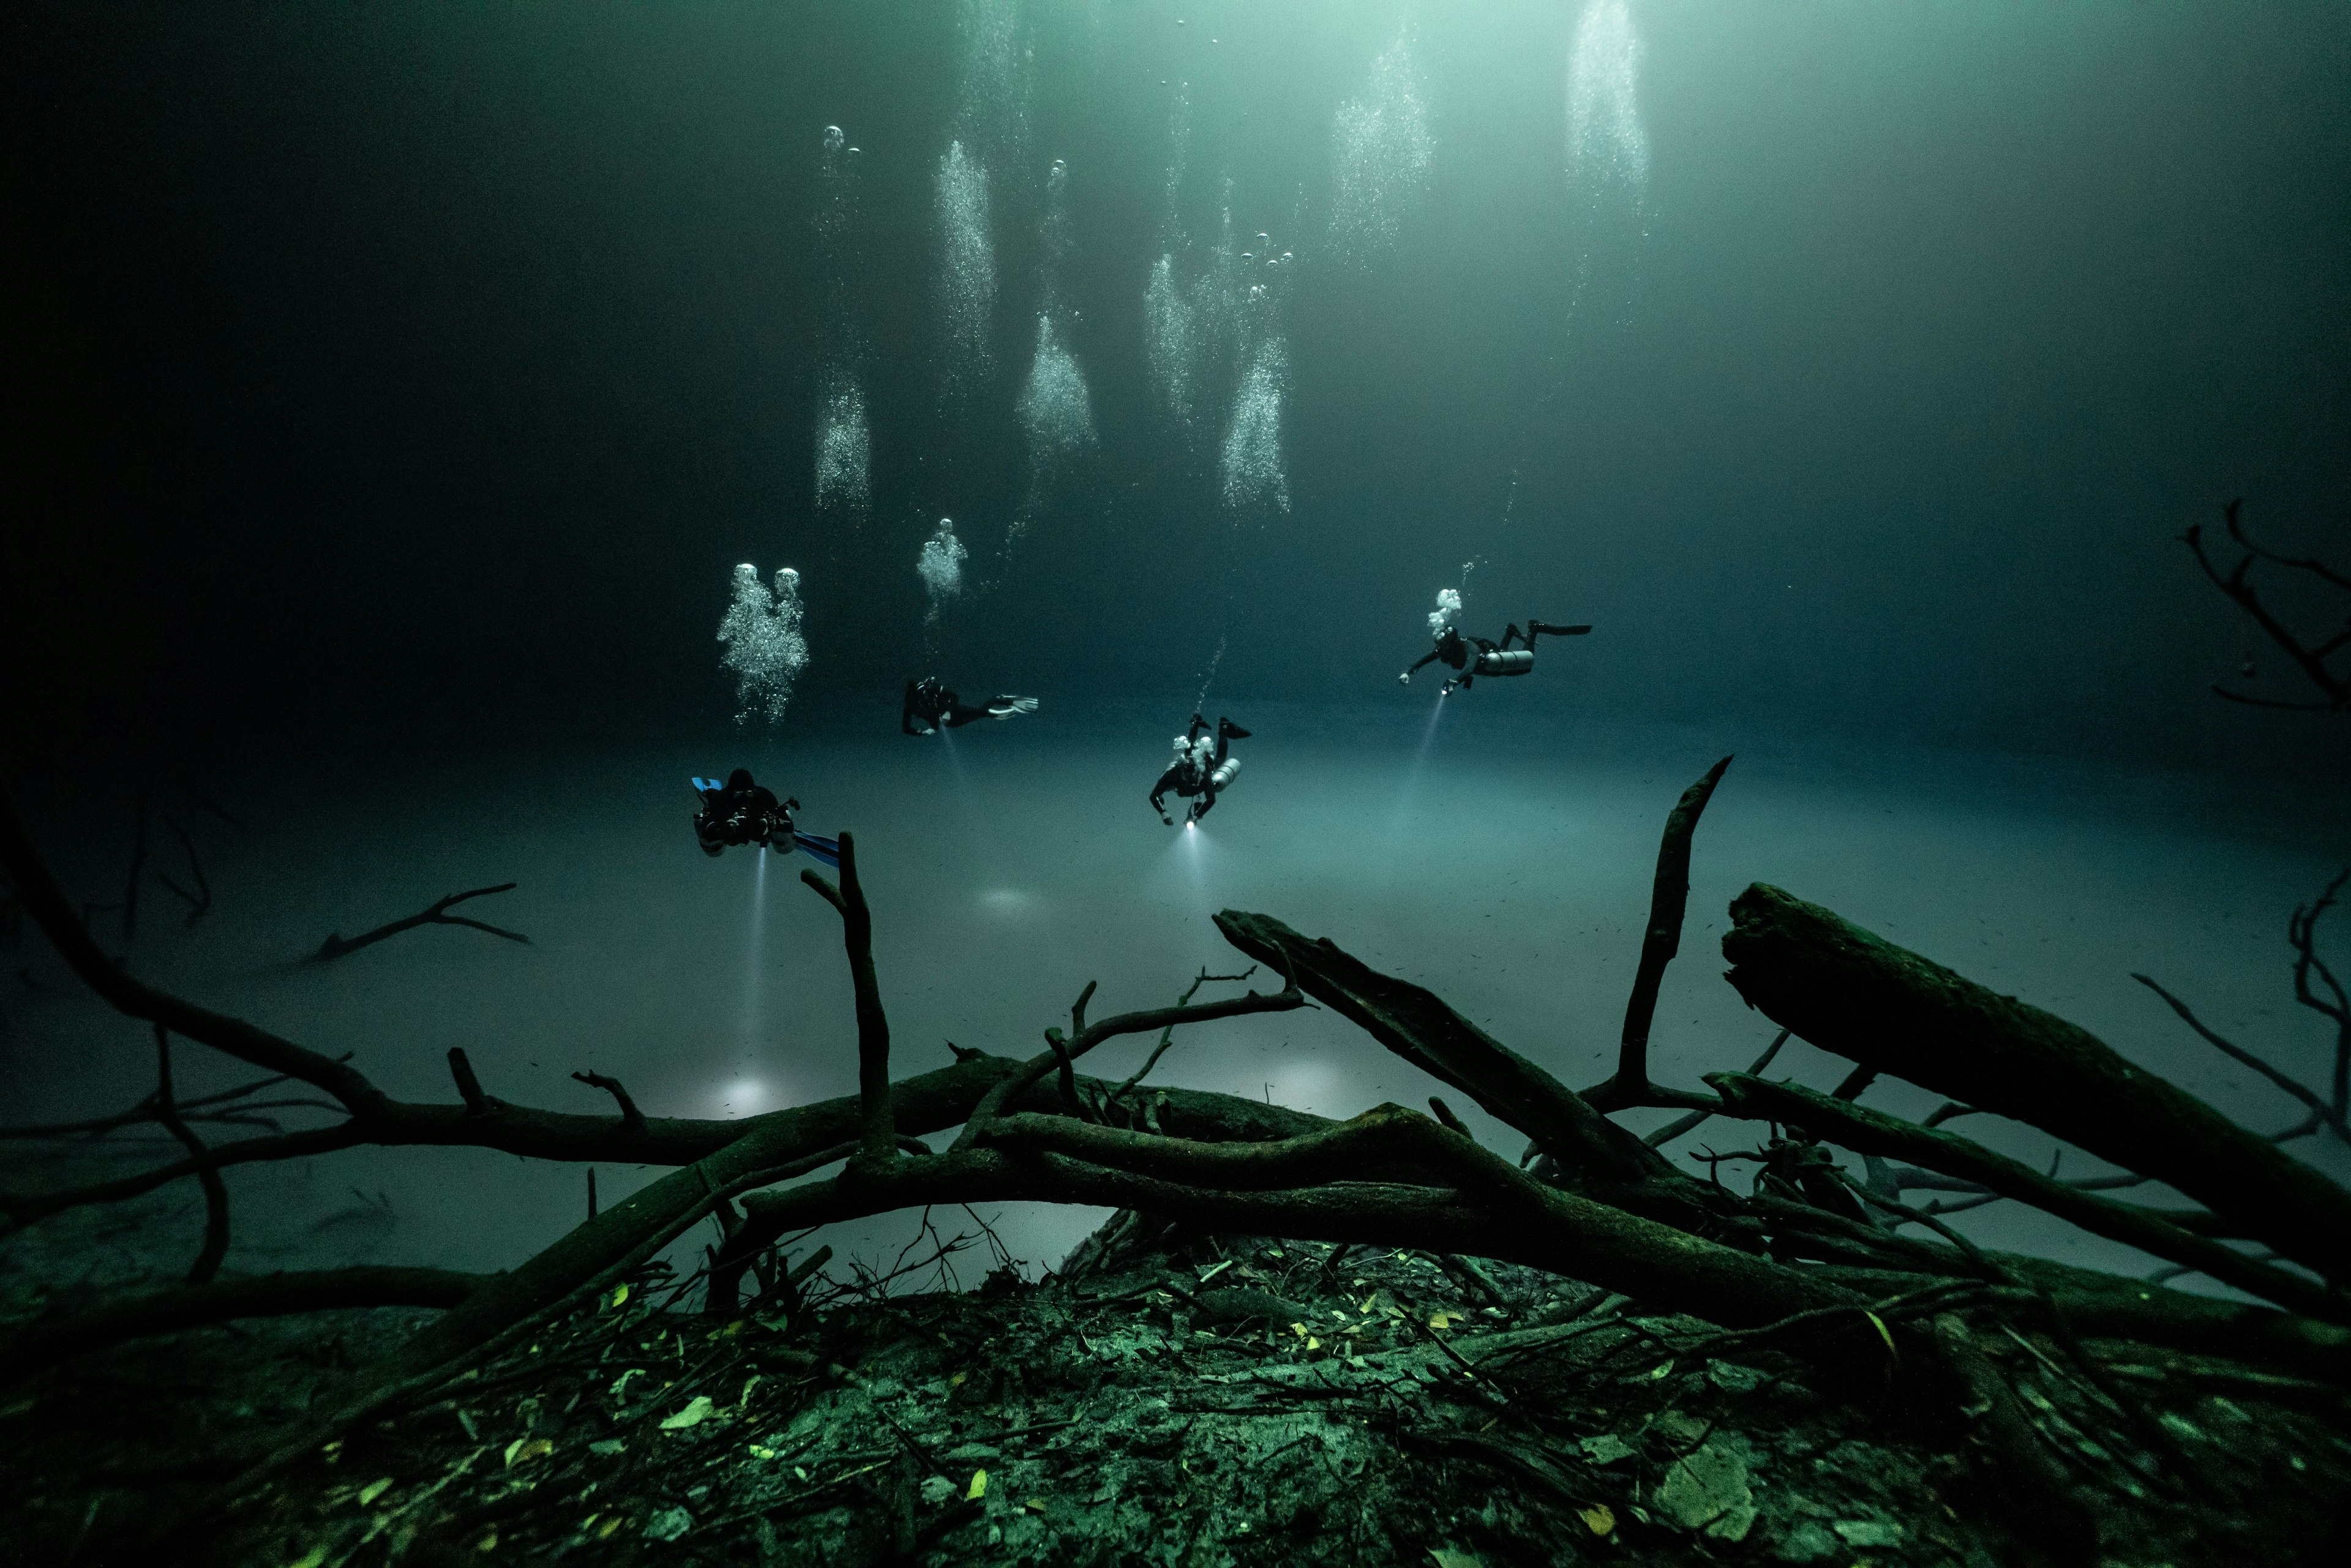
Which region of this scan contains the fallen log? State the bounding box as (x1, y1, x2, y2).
(1722, 883, 2351, 1284)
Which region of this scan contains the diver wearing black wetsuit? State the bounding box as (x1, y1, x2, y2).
(693, 768, 798, 857)
(901, 677, 1040, 736)
(1401, 620, 1590, 694)
(1150, 715, 1251, 825)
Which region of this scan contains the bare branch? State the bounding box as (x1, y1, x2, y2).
(152, 1026, 230, 1285)
(313, 883, 527, 961)
(571, 1071, 645, 1130)
(801, 830, 894, 1168)
(1641, 1029, 1789, 1149)
(1708, 1073, 2346, 1321)
(1591, 755, 1733, 1109)
(1104, 967, 1261, 1112)
(2184, 501, 2351, 711)
(2132, 972, 2349, 1146)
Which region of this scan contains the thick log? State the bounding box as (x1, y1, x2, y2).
(1722, 884, 2351, 1283)
(1708, 1073, 2347, 1322)
(1214, 910, 1746, 1238)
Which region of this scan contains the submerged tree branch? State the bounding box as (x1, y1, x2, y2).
(1589, 755, 1733, 1111)
(313, 883, 528, 961)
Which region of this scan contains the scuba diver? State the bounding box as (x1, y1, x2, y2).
(1150, 715, 1251, 825)
(901, 677, 1040, 737)
(689, 769, 840, 867)
(1401, 619, 1591, 696)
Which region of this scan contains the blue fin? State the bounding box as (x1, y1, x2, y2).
(793, 832, 842, 869)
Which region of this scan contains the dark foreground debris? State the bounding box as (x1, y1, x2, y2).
(8, 1203, 2348, 1567)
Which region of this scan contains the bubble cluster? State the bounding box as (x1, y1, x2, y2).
(1142, 254, 1199, 429)
(1328, 30, 1434, 264)
(953, 0, 1031, 163)
(717, 564, 810, 728)
(1567, 0, 1649, 205)
(1220, 334, 1290, 514)
(814, 373, 869, 515)
(935, 140, 997, 388)
(1018, 314, 1097, 473)
(1429, 587, 1463, 636)
(917, 518, 969, 627)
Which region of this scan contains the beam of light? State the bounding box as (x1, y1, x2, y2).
(1164, 809, 1212, 902)
(1376, 694, 1448, 887)
(742, 846, 768, 1045)
(720, 1078, 771, 1116)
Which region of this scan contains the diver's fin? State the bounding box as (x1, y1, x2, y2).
(1218, 718, 1251, 740)
(792, 832, 842, 869)
(988, 696, 1040, 719)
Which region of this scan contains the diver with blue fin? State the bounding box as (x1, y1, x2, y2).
(1150, 715, 1250, 825)
(690, 768, 840, 867)
(901, 676, 1040, 737)
(1401, 618, 1590, 696)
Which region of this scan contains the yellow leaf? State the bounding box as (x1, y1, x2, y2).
(580, 1515, 599, 1534)
(1290, 1321, 1309, 1337)
(474, 1529, 498, 1552)
(660, 1395, 716, 1431)
(949, 1371, 968, 1388)
(1428, 1312, 1460, 1331)
(357, 1477, 393, 1506)
(610, 1285, 629, 1309)
(505, 1438, 552, 1468)
(597, 1517, 626, 1539)
(966, 1469, 988, 1501)
(1023, 1499, 1048, 1514)
(1306, 1337, 1322, 1351)
(1579, 1504, 1616, 1536)
(1864, 1310, 1899, 1359)
(739, 1375, 763, 1409)
(287, 1550, 330, 1568)
(320, 1439, 343, 1465)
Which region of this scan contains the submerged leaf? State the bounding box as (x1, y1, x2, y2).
(1578, 1504, 1616, 1536)
(356, 1477, 393, 1506)
(660, 1395, 716, 1431)
(966, 1468, 989, 1500)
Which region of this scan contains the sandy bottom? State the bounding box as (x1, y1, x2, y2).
(6, 700, 2346, 1298)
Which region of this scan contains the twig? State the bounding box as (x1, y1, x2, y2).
(2132, 972, 2350, 1146)
(313, 883, 528, 961)
(571, 1071, 646, 1130)
(151, 1026, 229, 1285)
(1641, 1029, 1788, 1149)
(2183, 499, 2350, 711)
(1106, 967, 1261, 1113)
(155, 813, 212, 926)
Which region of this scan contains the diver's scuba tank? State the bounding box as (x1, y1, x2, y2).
(1207, 754, 1242, 791)
(1472, 648, 1535, 677)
